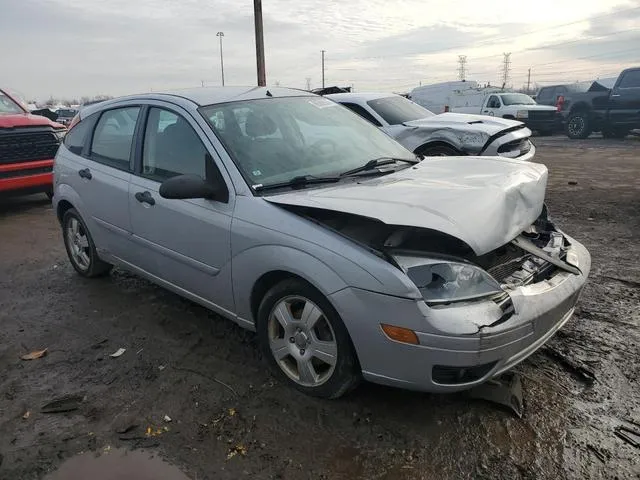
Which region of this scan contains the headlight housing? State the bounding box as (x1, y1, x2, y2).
(516, 110, 529, 119)
(393, 255, 503, 305)
(54, 129, 67, 141)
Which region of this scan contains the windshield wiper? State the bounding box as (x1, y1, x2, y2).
(340, 157, 418, 177)
(253, 175, 340, 192)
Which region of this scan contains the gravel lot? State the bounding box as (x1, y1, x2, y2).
(1, 135, 639, 480)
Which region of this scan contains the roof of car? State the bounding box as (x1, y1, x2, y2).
(326, 92, 398, 103)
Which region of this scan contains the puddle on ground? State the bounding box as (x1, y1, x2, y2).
(44, 448, 191, 480)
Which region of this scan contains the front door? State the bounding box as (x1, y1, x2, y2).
(128, 106, 235, 312)
(609, 69, 640, 128)
(483, 95, 501, 116)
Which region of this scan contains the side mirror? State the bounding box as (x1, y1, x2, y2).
(159, 174, 221, 200)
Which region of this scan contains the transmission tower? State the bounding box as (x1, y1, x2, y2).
(501, 52, 511, 88)
(305, 77, 311, 90)
(457, 55, 467, 81)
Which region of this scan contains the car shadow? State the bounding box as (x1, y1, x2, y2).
(0, 193, 51, 218)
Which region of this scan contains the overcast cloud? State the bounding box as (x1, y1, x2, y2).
(1, 0, 638, 100)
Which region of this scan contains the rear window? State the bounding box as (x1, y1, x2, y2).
(90, 107, 140, 170)
(64, 113, 97, 155)
(366, 96, 434, 125)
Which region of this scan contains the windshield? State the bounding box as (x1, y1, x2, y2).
(0, 91, 25, 114)
(366, 96, 434, 125)
(200, 96, 414, 188)
(500, 94, 537, 106)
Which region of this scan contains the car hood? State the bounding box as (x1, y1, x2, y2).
(0, 113, 63, 129)
(403, 112, 522, 135)
(508, 104, 556, 111)
(265, 156, 548, 256)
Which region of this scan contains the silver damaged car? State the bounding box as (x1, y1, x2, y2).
(53, 87, 590, 398)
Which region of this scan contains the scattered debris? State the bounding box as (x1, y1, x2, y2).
(22, 411, 30, 420)
(41, 394, 84, 413)
(468, 372, 524, 418)
(136, 348, 144, 355)
(542, 346, 596, 384)
(227, 444, 247, 460)
(163, 415, 172, 422)
(21, 348, 47, 360)
(145, 426, 169, 437)
(90, 339, 108, 349)
(568, 181, 578, 185)
(614, 425, 640, 449)
(587, 444, 607, 463)
(158, 365, 166, 371)
(173, 366, 238, 397)
(228, 408, 236, 417)
(110, 348, 126, 358)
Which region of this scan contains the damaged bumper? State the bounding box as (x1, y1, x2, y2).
(330, 235, 591, 393)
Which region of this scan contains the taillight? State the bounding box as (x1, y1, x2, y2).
(68, 114, 81, 130)
(556, 95, 565, 112)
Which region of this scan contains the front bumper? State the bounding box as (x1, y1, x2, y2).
(331, 236, 591, 393)
(482, 127, 535, 162)
(0, 159, 54, 194)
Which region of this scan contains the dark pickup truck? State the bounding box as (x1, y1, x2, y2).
(560, 67, 640, 139)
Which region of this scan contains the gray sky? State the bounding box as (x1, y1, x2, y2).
(1, 0, 639, 100)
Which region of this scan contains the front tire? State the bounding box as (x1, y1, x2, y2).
(565, 112, 592, 139)
(417, 144, 461, 157)
(257, 279, 360, 399)
(62, 208, 112, 278)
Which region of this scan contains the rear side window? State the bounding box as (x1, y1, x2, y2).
(90, 107, 140, 170)
(340, 103, 383, 127)
(618, 70, 640, 89)
(536, 88, 552, 102)
(63, 113, 96, 155)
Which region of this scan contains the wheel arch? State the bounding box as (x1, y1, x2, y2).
(414, 140, 463, 156)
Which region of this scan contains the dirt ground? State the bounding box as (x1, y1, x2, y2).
(1, 135, 639, 480)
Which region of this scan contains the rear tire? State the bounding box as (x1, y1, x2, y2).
(565, 112, 592, 139)
(62, 208, 112, 278)
(417, 144, 461, 157)
(256, 279, 360, 399)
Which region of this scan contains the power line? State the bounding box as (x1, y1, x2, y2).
(457, 55, 467, 80)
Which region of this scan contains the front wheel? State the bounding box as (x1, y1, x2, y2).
(565, 112, 592, 139)
(257, 279, 360, 399)
(62, 208, 112, 278)
(417, 144, 461, 157)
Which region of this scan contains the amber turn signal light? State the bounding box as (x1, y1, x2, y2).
(380, 324, 419, 345)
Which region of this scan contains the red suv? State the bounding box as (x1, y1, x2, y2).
(0, 88, 67, 198)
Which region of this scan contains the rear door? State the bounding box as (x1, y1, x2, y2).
(64, 105, 141, 260)
(609, 69, 640, 128)
(128, 103, 235, 312)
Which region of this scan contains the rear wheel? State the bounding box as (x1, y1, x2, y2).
(62, 208, 112, 278)
(417, 144, 461, 157)
(257, 279, 360, 399)
(565, 112, 592, 139)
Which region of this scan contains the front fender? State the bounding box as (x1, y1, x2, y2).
(232, 245, 353, 324)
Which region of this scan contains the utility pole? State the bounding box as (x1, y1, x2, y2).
(526, 68, 531, 93)
(254, 0, 266, 86)
(305, 77, 311, 91)
(321, 50, 326, 89)
(457, 55, 467, 81)
(216, 31, 225, 86)
(501, 52, 512, 88)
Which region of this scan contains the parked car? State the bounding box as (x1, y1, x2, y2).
(53, 87, 590, 398)
(327, 92, 535, 159)
(55, 108, 78, 126)
(559, 68, 640, 139)
(535, 82, 591, 108)
(410, 82, 558, 135)
(0, 88, 66, 198)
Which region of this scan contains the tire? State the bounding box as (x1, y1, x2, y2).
(62, 208, 112, 278)
(602, 128, 629, 139)
(256, 279, 360, 399)
(45, 190, 54, 201)
(417, 144, 461, 157)
(565, 111, 592, 139)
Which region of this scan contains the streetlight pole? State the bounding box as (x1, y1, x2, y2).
(254, 0, 266, 86)
(216, 31, 225, 86)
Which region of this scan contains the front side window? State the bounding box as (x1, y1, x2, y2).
(90, 107, 140, 170)
(500, 94, 536, 106)
(141, 108, 207, 182)
(618, 70, 640, 89)
(200, 96, 414, 188)
(487, 96, 500, 108)
(0, 91, 25, 114)
(366, 96, 434, 125)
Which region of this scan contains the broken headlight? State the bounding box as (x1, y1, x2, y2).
(393, 255, 503, 305)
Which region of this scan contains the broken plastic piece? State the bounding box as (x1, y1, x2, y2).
(21, 348, 47, 360)
(110, 348, 126, 358)
(468, 372, 524, 418)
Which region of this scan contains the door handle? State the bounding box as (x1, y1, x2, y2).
(135, 191, 156, 206)
(78, 168, 92, 180)
(483, 110, 490, 113)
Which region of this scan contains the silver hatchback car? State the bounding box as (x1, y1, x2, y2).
(53, 87, 590, 398)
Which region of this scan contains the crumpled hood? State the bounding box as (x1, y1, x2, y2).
(0, 113, 63, 129)
(266, 156, 548, 255)
(403, 112, 522, 135)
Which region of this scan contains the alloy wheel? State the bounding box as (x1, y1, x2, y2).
(65, 217, 91, 271)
